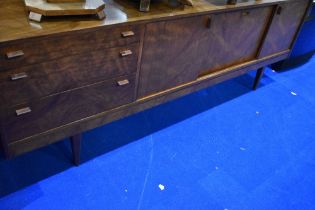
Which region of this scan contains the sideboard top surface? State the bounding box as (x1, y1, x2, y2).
(0, 0, 291, 42)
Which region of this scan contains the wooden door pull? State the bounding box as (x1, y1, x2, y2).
(117, 79, 130, 86)
(16, 107, 32, 116)
(120, 49, 133, 57)
(6, 50, 24, 59)
(121, 31, 135, 37)
(10, 72, 28, 81)
(276, 6, 282, 15)
(206, 16, 212, 28)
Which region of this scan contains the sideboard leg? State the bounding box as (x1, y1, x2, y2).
(253, 67, 265, 90)
(70, 134, 82, 166)
(96, 9, 106, 20)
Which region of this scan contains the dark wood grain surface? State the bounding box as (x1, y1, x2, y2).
(0, 43, 139, 106)
(138, 15, 211, 98)
(5, 52, 289, 157)
(0, 24, 143, 71)
(138, 6, 273, 98)
(0, 0, 294, 43)
(259, 0, 310, 57)
(198, 6, 273, 75)
(3, 75, 136, 143)
(0, 0, 312, 161)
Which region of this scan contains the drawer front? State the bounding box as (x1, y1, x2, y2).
(0, 24, 143, 71)
(0, 43, 139, 107)
(2, 75, 136, 143)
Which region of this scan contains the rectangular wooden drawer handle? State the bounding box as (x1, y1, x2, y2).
(241, 11, 250, 16)
(121, 31, 135, 37)
(117, 79, 130, 86)
(16, 107, 32, 116)
(6, 50, 24, 59)
(276, 6, 282, 15)
(10, 72, 28, 81)
(120, 49, 133, 57)
(206, 16, 212, 29)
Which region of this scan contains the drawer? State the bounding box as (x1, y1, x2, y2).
(0, 43, 139, 107)
(0, 24, 143, 71)
(2, 75, 136, 143)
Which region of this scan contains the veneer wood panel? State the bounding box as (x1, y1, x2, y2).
(0, 25, 142, 71)
(0, 44, 139, 107)
(138, 6, 273, 98)
(0, 0, 311, 164)
(5, 52, 289, 157)
(3, 75, 136, 143)
(259, 0, 310, 57)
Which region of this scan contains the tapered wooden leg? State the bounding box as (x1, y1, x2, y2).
(97, 9, 106, 20)
(70, 134, 82, 166)
(253, 67, 265, 90)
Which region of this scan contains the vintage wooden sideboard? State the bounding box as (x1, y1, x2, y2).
(0, 0, 312, 165)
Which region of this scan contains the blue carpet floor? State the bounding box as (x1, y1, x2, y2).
(1, 55, 315, 210)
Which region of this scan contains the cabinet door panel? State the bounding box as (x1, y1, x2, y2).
(259, 0, 310, 58)
(138, 6, 272, 98)
(199, 6, 273, 76)
(138, 16, 212, 98)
